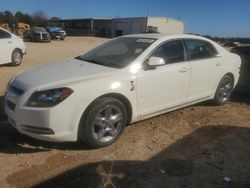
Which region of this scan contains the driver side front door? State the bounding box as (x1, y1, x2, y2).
(137, 40, 191, 118)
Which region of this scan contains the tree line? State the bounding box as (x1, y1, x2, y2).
(0, 10, 60, 26)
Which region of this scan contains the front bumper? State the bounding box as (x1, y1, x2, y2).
(51, 33, 65, 39)
(4, 85, 87, 142)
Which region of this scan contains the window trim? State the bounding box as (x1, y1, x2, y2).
(183, 38, 221, 62)
(142, 39, 188, 69)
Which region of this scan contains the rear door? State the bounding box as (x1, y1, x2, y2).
(184, 39, 223, 101)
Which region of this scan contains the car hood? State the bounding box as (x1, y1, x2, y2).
(13, 59, 117, 90)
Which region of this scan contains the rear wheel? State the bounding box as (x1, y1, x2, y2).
(213, 75, 234, 105)
(10, 49, 23, 66)
(78, 97, 127, 148)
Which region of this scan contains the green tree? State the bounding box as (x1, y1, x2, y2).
(32, 10, 48, 26)
(15, 11, 33, 25)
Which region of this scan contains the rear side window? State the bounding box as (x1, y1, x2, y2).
(0, 29, 11, 39)
(150, 40, 185, 64)
(185, 39, 218, 60)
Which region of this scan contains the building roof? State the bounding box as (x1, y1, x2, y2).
(49, 16, 182, 23)
(112, 16, 183, 23)
(50, 17, 112, 22)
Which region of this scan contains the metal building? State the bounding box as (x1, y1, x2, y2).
(112, 17, 184, 37)
(48, 18, 112, 37)
(48, 16, 184, 38)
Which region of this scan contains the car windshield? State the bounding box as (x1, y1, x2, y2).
(32, 27, 47, 32)
(47, 27, 63, 32)
(76, 37, 156, 68)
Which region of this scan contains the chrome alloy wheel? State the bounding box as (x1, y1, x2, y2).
(92, 104, 123, 143)
(13, 51, 22, 65)
(218, 78, 233, 102)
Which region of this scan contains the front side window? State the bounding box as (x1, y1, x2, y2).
(150, 40, 185, 64)
(77, 37, 156, 68)
(0, 29, 11, 39)
(185, 39, 218, 60)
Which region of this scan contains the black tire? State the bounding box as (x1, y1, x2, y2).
(60, 36, 65, 40)
(213, 75, 234, 105)
(78, 97, 127, 148)
(10, 49, 23, 66)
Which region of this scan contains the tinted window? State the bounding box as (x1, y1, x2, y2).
(231, 46, 250, 54)
(150, 40, 185, 64)
(0, 29, 11, 39)
(185, 39, 218, 60)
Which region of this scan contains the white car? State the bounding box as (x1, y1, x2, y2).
(4, 34, 241, 148)
(0, 28, 26, 66)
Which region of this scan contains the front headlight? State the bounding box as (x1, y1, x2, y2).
(27, 88, 73, 107)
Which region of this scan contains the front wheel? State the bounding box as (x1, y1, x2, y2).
(10, 49, 23, 66)
(78, 97, 128, 148)
(213, 75, 234, 105)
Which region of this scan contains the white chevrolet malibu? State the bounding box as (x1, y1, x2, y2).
(0, 28, 26, 66)
(5, 34, 241, 148)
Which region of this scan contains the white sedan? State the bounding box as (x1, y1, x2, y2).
(5, 34, 241, 148)
(0, 28, 26, 66)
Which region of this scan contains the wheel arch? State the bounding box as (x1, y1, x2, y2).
(100, 93, 133, 125)
(13, 48, 23, 57)
(78, 93, 133, 137)
(77, 92, 133, 141)
(225, 72, 235, 85)
(212, 72, 235, 99)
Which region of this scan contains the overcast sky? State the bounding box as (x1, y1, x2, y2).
(1, 0, 250, 37)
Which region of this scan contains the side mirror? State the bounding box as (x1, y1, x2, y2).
(148, 57, 165, 67)
(143, 57, 165, 70)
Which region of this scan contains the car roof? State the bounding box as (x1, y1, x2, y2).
(122, 33, 212, 41)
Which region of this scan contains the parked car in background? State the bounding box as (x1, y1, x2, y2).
(231, 46, 250, 91)
(5, 34, 241, 148)
(46, 27, 66, 40)
(0, 28, 26, 66)
(24, 27, 51, 42)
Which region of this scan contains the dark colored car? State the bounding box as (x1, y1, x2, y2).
(231, 46, 250, 91)
(46, 27, 66, 40)
(24, 27, 51, 42)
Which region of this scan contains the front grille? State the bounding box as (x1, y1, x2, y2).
(7, 100, 16, 111)
(34, 33, 40, 37)
(42, 33, 49, 39)
(21, 125, 55, 135)
(9, 85, 24, 96)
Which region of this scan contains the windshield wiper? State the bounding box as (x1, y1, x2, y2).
(75, 56, 103, 65)
(74, 56, 120, 68)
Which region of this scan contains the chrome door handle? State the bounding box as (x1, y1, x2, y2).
(8, 41, 12, 43)
(216, 62, 222, 66)
(179, 67, 189, 73)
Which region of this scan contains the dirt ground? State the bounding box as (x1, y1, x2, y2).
(0, 37, 250, 188)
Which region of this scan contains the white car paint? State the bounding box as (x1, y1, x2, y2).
(0, 28, 26, 65)
(4, 34, 241, 142)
